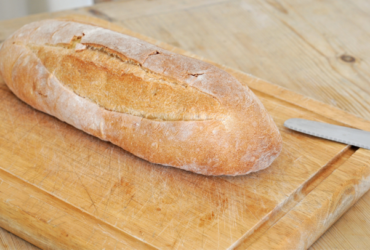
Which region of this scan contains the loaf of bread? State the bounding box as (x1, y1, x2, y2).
(0, 19, 282, 176)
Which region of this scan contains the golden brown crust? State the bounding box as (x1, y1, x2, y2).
(29, 44, 225, 121)
(0, 19, 282, 175)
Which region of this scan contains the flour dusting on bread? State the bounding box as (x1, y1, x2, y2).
(0, 19, 282, 176)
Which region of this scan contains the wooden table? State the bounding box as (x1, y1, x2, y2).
(0, 0, 369, 249)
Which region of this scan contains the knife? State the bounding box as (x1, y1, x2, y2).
(284, 118, 370, 150)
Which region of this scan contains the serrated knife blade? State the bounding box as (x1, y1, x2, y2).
(284, 118, 370, 150)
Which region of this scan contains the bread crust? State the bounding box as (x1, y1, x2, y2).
(0, 19, 282, 175)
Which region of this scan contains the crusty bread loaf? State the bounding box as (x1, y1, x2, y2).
(0, 19, 282, 176)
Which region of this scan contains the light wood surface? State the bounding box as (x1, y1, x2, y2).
(1, 14, 370, 249)
(0, 0, 369, 249)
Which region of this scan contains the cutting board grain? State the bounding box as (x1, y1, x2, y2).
(0, 227, 39, 250)
(1, 14, 370, 250)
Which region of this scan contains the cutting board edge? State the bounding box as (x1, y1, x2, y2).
(228, 144, 352, 248)
(237, 147, 370, 250)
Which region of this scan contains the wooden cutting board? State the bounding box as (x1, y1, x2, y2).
(1, 15, 370, 250)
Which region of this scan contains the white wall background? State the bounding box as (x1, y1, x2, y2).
(0, 0, 93, 21)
